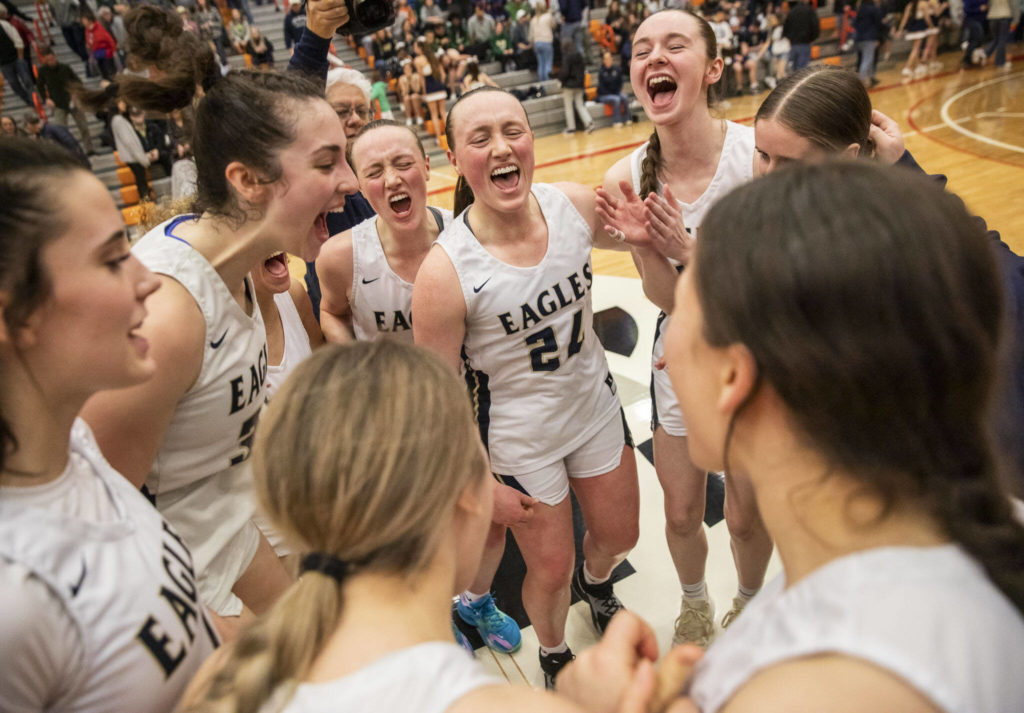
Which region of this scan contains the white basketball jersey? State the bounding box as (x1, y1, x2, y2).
(265, 290, 314, 398)
(278, 642, 498, 713)
(629, 122, 754, 434)
(689, 545, 1024, 713)
(0, 420, 217, 713)
(350, 208, 453, 342)
(436, 183, 621, 474)
(132, 216, 267, 612)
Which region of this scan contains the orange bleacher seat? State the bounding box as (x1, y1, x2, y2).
(388, 77, 398, 93)
(113, 151, 126, 168)
(116, 166, 135, 186)
(821, 15, 837, 32)
(358, 46, 367, 60)
(244, 53, 253, 69)
(122, 205, 145, 227)
(811, 45, 821, 59)
(823, 55, 842, 66)
(585, 74, 596, 101)
(120, 184, 140, 205)
(439, 134, 449, 151)
(604, 103, 613, 116)
(368, 55, 375, 69)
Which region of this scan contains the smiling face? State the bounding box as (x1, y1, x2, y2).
(262, 99, 358, 263)
(20, 172, 161, 397)
(351, 125, 430, 229)
(326, 82, 371, 140)
(630, 11, 722, 124)
(1, 116, 17, 135)
(447, 91, 535, 214)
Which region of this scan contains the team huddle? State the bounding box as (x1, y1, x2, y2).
(1, 4, 1023, 713)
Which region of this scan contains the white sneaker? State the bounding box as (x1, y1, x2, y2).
(672, 597, 716, 647)
(764, 76, 777, 89)
(929, 61, 942, 71)
(612, 121, 623, 127)
(972, 48, 986, 65)
(902, 66, 913, 76)
(914, 64, 928, 77)
(720, 596, 748, 629)
(405, 117, 413, 126)
(415, 116, 424, 125)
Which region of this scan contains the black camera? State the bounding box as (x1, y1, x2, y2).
(303, 0, 396, 37)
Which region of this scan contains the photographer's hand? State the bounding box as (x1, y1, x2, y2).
(306, 0, 350, 39)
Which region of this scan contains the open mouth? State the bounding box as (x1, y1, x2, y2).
(490, 164, 520, 191)
(388, 192, 413, 217)
(314, 212, 329, 244)
(264, 251, 290, 279)
(647, 75, 678, 108)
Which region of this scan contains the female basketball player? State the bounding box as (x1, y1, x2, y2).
(0, 138, 216, 711)
(182, 340, 659, 713)
(80, 71, 359, 620)
(316, 119, 525, 653)
(598, 9, 771, 649)
(562, 160, 1024, 713)
(412, 86, 641, 688)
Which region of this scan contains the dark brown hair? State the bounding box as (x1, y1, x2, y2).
(695, 161, 1024, 613)
(635, 9, 719, 199)
(756, 66, 873, 155)
(77, 6, 221, 115)
(443, 86, 527, 216)
(190, 70, 324, 223)
(0, 138, 90, 473)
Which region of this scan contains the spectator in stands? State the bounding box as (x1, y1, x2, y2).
(225, 0, 255, 24)
(466, 2, 496, 59)
(506, 0, 530, 20)
(421, 0, 446, 30)
(327, 66, 373, 141)
(558, 0, 585, 55)
(81, 8, 119, 80)
(129, 105, 172, 179)
(283, 0, 306, 54)
(246, 25, 275, 68)
(394, 0, 417, 34)
(606, 0, 628, 52)
(398, 59, 426, 125)
(50, 0, 89, 62)
(0, 7, 33, 106)
(559, 39, 593, 134)
(4, 6, 33, 75)
(961, 0, 988, 66)
(111, 104, 156, 201)
(368, 70, 394, 118)
(372, 28, 399, 77)
(195, 0, 228, 64)
(531, 1, 556, 79)
(854, 0, 883, 85)
(448, 13, 470, 51)
(767, 9, 788, 82)
(1, 114, 22, 136)
(176, 5, 200, 35)
(98, 5, 128, 61)
(461, 57, 499, 90)
(735, 19, 769, 94)
(35, 46, 95, 155)
(782, 0, 819, 70)
(227, 8, 251, 54)
(980, 0, 1015, 69)
(596, 49, 631, 126)
(21, 112, 90, 168)
(491, 18, 516, 70)
(510, 8, 534, 69)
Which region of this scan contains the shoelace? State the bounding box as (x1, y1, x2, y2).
(675, 604, 713, 637)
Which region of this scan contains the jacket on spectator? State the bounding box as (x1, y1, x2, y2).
(782, 1, 820, 44)
(48, 0, 79, 27)
(0, 19, 20, 64)
(283, 7, 306, 49)
(467, 12, 496, 43)
(111, 113, 150, 166)
(36, 61, 81, 111)
(558, 0, 584, 23)
(597, 63, 624, 96)
(854, 0, 884, 42)
(558, 46, 586, 88)
(86, 21, 117, 58)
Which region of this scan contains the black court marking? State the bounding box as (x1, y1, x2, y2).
(592, 306, 639, 356)
(636, 438, 725, 527)
(454, 492, 636, 647)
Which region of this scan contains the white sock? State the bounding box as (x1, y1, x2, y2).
(681, 580, 708, 601)
(582, 563, 610, 587)
(460, 590, 489, 605)
(540, 640, 569, 656)
(736, 585, 759, 604)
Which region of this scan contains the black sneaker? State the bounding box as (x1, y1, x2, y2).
(539, 647, 575, 690)
(571, 564, 624, 635)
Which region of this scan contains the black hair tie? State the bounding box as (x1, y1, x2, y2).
(299, 552, 349, 583)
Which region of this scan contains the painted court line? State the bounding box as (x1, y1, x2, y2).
(940, 72, 1024, 155)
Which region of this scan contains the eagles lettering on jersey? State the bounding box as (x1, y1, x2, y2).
(374, 309, 412, 332)
(498, 262, 593, 335)
(137, 521, 216, 678)
(228, 342, 269, 415)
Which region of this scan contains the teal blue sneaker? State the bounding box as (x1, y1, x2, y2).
(451, 619, 475, 658)
(455, 593, 522, 654)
